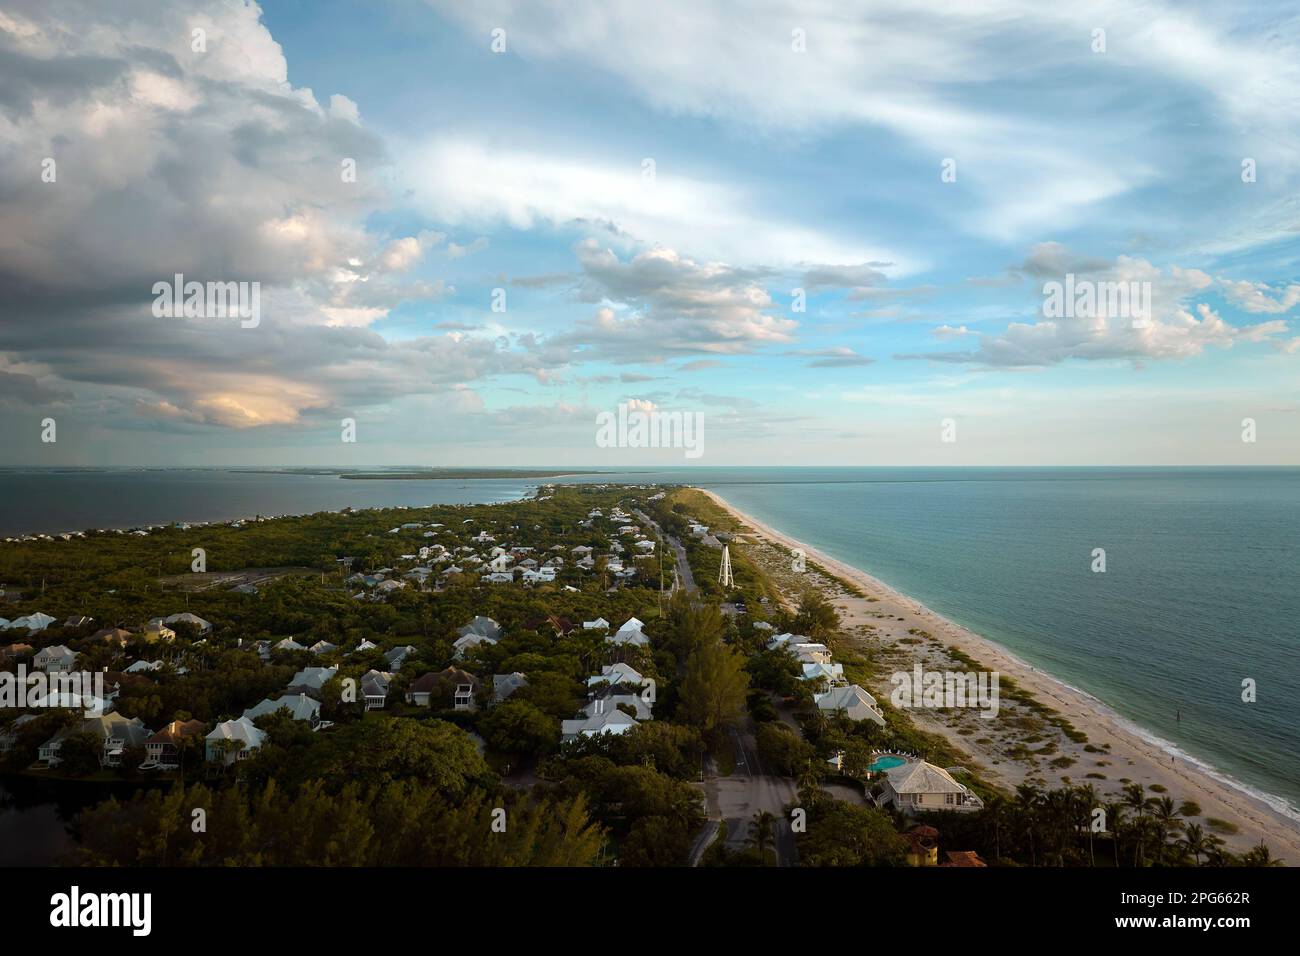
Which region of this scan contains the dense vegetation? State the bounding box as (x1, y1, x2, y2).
(1, 484, 1282, 867)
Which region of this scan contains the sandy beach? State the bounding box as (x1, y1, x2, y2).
(700, 489, 1300, 862)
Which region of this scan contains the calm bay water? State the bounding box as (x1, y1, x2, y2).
(1, 466, 1297, 830)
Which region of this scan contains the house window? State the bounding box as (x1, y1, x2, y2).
(945, 793, 955, 805)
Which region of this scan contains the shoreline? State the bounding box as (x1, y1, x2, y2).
(699, 488, 1300, 862)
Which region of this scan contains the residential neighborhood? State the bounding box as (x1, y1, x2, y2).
(0, 484, 1236, 873)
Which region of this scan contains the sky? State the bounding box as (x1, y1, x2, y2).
(0, 0, 1298, 467)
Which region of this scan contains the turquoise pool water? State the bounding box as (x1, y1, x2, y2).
(869, 755, 907, 773)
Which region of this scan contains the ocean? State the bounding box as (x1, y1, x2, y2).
(2, 465, 1297, 820)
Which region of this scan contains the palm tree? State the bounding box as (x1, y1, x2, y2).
(748, 810, 776, 865)
(1122, 783, 1148, 866)
(796, 761, 825, 809)
(1146, 796, 1184, 865)
(1076, 784, 1100, 866)
(1239, 841, 1285, 867)
(1103, 800, 1126, 867)
(983, 794, 1008, 863)
(1179, 824, 1210, 866)
(1014, 783, 1041, 866)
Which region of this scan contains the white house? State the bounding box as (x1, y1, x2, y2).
(876, 760, 984, 814)
(243, 693, 321, 727)
(800, 662, 845, 686)
(458, 617, 502, 642)
(560, 708, 639, 741)
(287, 666, 337, 694)
(274, 637, 306, 653)
(583, 694, 652, 721)
(790, 643, 834, 665)
(583, 618, 610, 630)
(587, 663, 648, 689)
(384, 645, 417, 670)
(608, 617, 650, 647)
(163, 612, 212, 635)
(205, 717, 266, 764)
(453, 633, 499, 659)
(361, 670, 393, 710)
(5, 612, 57, 634)
(39, 712, 150, 768)
(815, 684, 886, 725)
(32, 644, 77, 673)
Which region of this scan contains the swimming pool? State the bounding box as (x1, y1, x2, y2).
(868, 755, 907, 773)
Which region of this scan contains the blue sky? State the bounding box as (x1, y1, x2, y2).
(1, 0, 1298, 465)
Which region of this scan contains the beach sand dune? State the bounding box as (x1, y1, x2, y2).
(701, 489, 1300, 862)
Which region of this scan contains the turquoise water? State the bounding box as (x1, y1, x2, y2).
(682, 467, 1300, 818)
(869, 755, 908, 773)
(1, 465, 1296, 816)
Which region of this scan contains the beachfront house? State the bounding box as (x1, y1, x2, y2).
(800, 662, 845, 686)
(815, 684, 887, 725)
(875, 760, 985, 814)
(790, 643, 834, 665)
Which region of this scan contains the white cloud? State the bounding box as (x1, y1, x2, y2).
(403, 138, 912, 269)
(1220, 279, 1300, 314)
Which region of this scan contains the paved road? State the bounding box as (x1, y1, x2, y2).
(633, 507, 696, 593)
(694, 719, 798, 866)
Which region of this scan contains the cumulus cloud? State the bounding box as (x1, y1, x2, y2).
(551, 241, 798, 361)
(899, 254, 1287, 366)
(1219, 279, 1300, 314)
(0, 0, 504, 432)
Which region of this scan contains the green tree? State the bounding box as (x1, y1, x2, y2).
(57, 731, 103, 776)
(678, 637, 750, 748)
(748, 810, 776, 865)
(793, 589, 840, 641)
(479, 700, 559, 755)
(798, 801, 907, 866)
